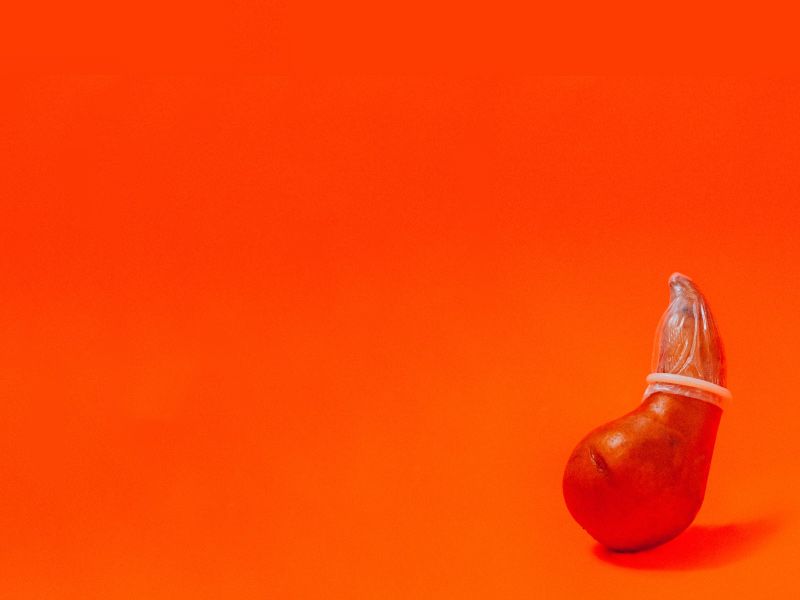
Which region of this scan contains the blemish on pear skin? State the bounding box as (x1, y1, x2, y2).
(589, 446, 610, 475)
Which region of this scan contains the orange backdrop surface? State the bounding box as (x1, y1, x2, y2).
(3, 76, 800, 597)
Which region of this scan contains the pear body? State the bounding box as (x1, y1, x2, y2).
(562, 392, 721, 551)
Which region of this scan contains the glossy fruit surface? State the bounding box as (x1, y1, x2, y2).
(563, 392, 721, 551)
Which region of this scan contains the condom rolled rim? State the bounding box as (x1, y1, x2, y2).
(645, 373, 732, 407)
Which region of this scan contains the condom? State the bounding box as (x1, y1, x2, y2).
(644, 272, 730, 407)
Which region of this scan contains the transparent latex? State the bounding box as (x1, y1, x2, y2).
(643, 273, 727, 406)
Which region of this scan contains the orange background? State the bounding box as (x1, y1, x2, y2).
(3, 74, 800, 597)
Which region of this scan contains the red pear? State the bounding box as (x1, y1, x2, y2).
(562, 273, 728, 552)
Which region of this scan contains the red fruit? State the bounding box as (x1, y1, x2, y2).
(563, 274, 727, 552)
